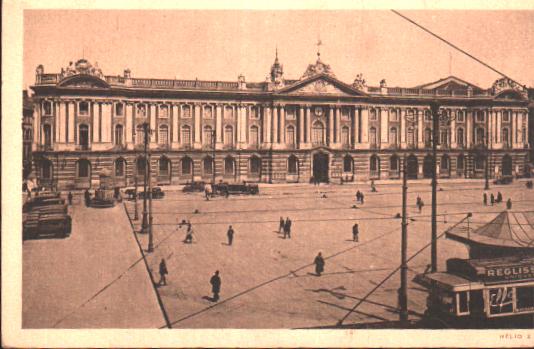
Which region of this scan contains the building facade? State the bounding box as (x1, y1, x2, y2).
(30, 54, 530, 190)
(23, 90, 34, 179)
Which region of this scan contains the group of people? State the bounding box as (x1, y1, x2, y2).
(483, 191, 512, 209)
(278, 217, 293, 239)
(355, 191, 365, 204)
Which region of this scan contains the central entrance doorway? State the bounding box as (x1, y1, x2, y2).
(407, 155, 418, 179)
(313, 152, 329, 183)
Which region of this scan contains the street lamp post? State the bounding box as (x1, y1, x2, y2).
(141, 123, 149, 234)
(400, 155, 409, 323)
(484, 127, 490, 190)
(140, 122, 153, 253)
(212, 130, 216, 184)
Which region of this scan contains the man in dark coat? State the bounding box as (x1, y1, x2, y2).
(496, 192, 503, 203)
(490, 193, 495, 206)
(279, 216, 285, 233)
(314, 252, 325, 276)
(84, 189, 91, 207)
(159, 258, 168, 286)
(352, 223, 359, 242)
(506, 198, 512, 210)
(68, 191, 73, 205)
(210, 270, 221, 301)
(284, 217, 292, 239)
(483, 193, 487, 206)
(227, 225, 234, 245)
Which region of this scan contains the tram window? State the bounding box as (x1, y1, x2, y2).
(457, 291, 469, 315)
(516, 286, 534, 312)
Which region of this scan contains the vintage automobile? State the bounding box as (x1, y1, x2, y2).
(493, 175, 513, 185)
(182, 181, 206, 193)
(137, 187, 165, 199)
(23, 196, 65, 213)
(24, 212, 72, 240)
(213, 182, 259, 196)
(124, 188, 137, 200)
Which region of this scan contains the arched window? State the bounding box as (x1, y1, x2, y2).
(286, 125, 295, 145)
(203, 156, 213, 175)
(115, 103, 124, 116)
(181, 125, 191, 146)
(341, 126, 350, 146)
(115, 125, 123, 145)
(457, 154, 465, 170)
(41, 159, 52, 179)
(43, 124, 52, 146)
(441, 154, 450, 171)
(250, 125, 259, 145)
(77, 159, 91, 178)
(136, 125, 145, 145)
(312, 122, 324, 145)
(250, 155, 261, 175)
(224, 125, 234, 146)
(181, 156, 193, 175)
(389, 109, 398, 122)
(390, 155, 399, 172)
(369, 127, 377, 146)
(456, 110, 464, 122)
(158, 125, 169, 145)
(476, 127, 485, 145)
(224, 156, 235, 175)
(389, 127, 398, 146)
(502, 127, 510, 146)
(370, 155, 380, 177)
(457, 128, 465, 146)
(343, 155, 353, 173)
(115, 158, 126, 177)
(475, 154, 485, 170)
(424, 128, 432, 147)
(159, 156, 170, 177)
(407, 127, 415, 146)
(79, 124, 89, 149)
(203, 126, 213, 146)
(137, 156, 148, 176)
(288, 155, 298, 175)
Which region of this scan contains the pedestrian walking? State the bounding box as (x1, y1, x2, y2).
(227, 225, 234, 245)
(371, 180, 377, 192)
(84, 189, 91, 207)
(352, 223, 359, 242)
(284, 217, 292, 239)
(490, 193, 495, 206)
(361, 193, 365, 204)
(158, 258, 168, 286)
(496, 192, 503, 203)
(68, 191, 73, 205)
(314, 252, 325, 276)
(279, 216, 285, 233)
(184, 225, 194, 244)
(356, 190, 361, 203)
(483, 193, 487, 206)
(506, 198, 512, 210)
(210, 270, 221, 302)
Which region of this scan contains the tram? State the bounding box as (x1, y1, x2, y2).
(416, 210, 534, 328)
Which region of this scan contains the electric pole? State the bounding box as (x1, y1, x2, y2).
(430, 101, 440, 273)
(400, 155, 408, 323)
(141, 122, 149, 235)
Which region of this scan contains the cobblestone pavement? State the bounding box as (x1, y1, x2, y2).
(23, 199, 164, 328)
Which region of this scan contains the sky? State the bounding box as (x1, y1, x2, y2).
(23, 10, 534, 92)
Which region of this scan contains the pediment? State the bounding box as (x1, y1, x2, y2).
(276, 74, 366, 96)
(414, 76, 483, 91)
(57, 74, 110, 88)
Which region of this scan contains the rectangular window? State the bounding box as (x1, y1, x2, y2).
(159, 105, 169, 118)
(456, 111, 465, 122)
(115, 103, 124, 116)
(182, 105, 191, 118)
(476, 111, 485, 122)
(457, 291, 470, 315)
(43, 101, 52, 115)
(79, 102, 89, 115)
(516, 286, 534, 312)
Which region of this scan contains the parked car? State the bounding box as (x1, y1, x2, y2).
(23, 197, 65, 213)
(214, 182, 259, 196)
(494, 175, 513, 185)
(182, 181, 206, 193)
(138, 187, 165, 199)
(24, 212, 72, 240)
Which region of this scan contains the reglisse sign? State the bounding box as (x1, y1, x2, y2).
(483, 262, 534, 284)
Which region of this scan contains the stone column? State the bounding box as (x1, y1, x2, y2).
(400, 109, 406, 147)
(125, 103, 133, 146)
(417, 109, 424, 147)
(380, 107, 388, 143)
(280, 105, 285, 144)
(512, 110, 518, 147)
(68, 102, 75, 143)
(93, 102, 100, 143)
(466, 110, 472, 148)
(273, 105, 279, 144)
(194, 103, 201, 147)
(58, 101, 66, 143)
(54, 101, 60, 142)
(352, 106, 359, 148)
(450, 110, 456, 147)
(298, 106, 305, 144)
(328, 106, 334, 145)
(361, 107, 369, 144)
(305, 105, 311, 144)
(216, 104, 223, 147)
(335, 106, 341, 144)
(264, 104, 272, 144)
(242, 104, 248, 145)
(33, 103, 40, 146)
(102, 102, 112, 143)
(496, 110, 502, 146)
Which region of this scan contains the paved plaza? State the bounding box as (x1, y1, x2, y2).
(21, 180, 534, 329)
(126, 179, 534, 328)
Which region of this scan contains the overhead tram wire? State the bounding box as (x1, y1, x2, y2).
(390, 10, 526, 87)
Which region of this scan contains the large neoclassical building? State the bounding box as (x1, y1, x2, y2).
(29, 53, 530, 189)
